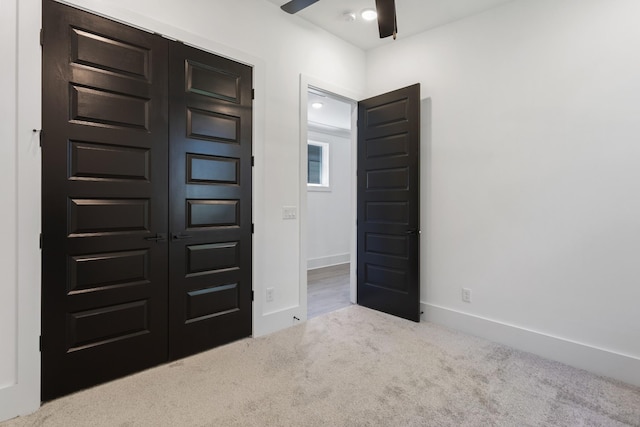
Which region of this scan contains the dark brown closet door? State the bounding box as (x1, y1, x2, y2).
(168, 43, 253, 359)
(41, 0, 169, 400)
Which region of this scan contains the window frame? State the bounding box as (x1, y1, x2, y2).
(307, 140, 330, 191)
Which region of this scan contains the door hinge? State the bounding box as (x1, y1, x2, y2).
(251, 156, 255, 167)
(251, 223, 254, 234)
(251, 88, 255, 100)
(39, 233, 42, 249)
(40, 29, 43, 47)
(251, 290, 254, 301)
(39, 130, 43, 147)
(39, 336, 42, 352)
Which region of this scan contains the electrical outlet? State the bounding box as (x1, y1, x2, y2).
(462, 288, 472, 303)
(266, 287, 274, 302)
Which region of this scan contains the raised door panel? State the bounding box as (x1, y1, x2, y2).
(69, 141, 150, 182)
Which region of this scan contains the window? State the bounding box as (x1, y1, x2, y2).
(307, 141, 329, 189)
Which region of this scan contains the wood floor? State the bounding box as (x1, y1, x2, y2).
(307, 263, 351, 319)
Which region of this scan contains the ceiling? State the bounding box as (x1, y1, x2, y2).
(267, 0, 515, 50)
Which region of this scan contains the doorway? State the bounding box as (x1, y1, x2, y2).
(305, 87, 355, 319)
(299, 79, 422, 323)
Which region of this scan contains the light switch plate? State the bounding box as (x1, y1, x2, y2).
(282, 206, 297, 220)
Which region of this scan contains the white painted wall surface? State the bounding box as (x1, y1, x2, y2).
(367, 0, 640, 382)
(307, 130, 352, 269)
(0, 0, 18, 391)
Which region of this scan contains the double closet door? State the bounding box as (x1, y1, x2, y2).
(41, 0, 252, 400)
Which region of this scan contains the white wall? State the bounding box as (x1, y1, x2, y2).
(0, 0, 41, 421)
(307, 130, 352, 269)
(1, 0, 365, 421)
(0, 0, 18, 391)
(367, 0, 640, 385)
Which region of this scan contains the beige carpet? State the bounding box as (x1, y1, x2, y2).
(3, 305, 639, 426)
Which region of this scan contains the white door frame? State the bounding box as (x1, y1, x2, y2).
(298, 75, 362, 319)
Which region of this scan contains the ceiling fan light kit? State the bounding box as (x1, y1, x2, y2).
(280, 0, 398, 40)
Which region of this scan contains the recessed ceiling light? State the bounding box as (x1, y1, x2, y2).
(311, 102, 323, 109)
(361, 8, 377, 21)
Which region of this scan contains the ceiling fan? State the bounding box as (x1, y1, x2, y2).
(280, 0, 398, 40)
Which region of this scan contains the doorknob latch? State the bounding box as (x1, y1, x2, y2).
(144, 233, 167, 242)
(406, 229, 421, 235)
(172, 233, 193, 240)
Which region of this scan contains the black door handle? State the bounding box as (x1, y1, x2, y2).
(172, 233, 193, 240)
(144, 233, 167, 242)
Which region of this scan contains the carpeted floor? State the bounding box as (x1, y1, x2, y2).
(3, 305, 639, 426)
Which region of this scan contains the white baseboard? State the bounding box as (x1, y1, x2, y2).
(307, 253, 350, 270)
(422, 303, 640, 388)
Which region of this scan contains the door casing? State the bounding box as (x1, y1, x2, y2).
(299, 78, 422, 322)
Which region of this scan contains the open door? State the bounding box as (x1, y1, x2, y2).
(357, 84, 420, 322)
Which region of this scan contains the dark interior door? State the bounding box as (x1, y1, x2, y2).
(168, 43, 253, 359)
(41, 0, 169, 400)
(357, 84, 421, 322)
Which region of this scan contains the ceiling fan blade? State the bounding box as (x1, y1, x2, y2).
(375, 0, 398, 39)
(280, 0, 320, 14)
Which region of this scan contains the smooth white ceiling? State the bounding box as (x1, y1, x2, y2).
(267, 0, 515, 50)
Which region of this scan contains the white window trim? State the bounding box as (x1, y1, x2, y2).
(307, 140, 331, 191)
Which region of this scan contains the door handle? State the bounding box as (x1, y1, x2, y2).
(144, 233, 167, 242)
(406, 229, 421, 235)
(172, 233, 193, 241)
